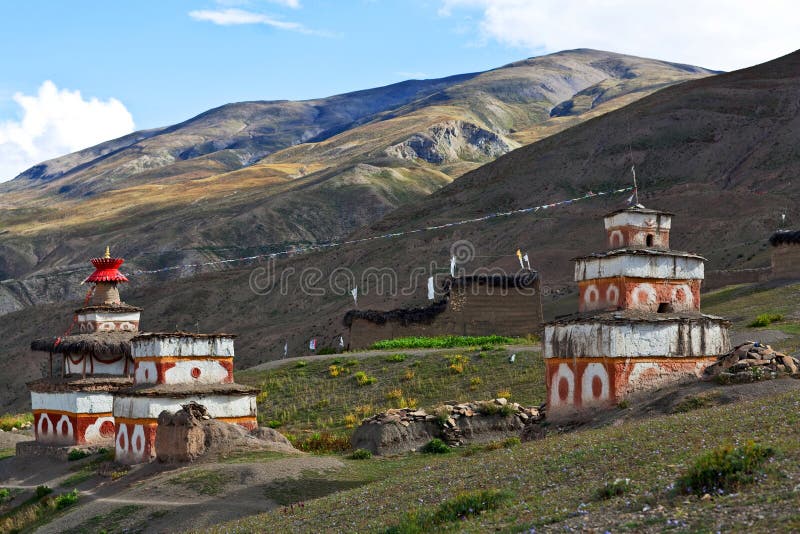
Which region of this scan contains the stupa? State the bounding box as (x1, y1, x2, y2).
(544, 205, 731, 420)
(27, 248, 140, 446)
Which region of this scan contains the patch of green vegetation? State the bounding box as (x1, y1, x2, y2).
(349, 449, 372, 460)
(67, 449, 91, 462)
(294, 360, 308, 368)
(385, 353, 408, 363)
(0, 413, 32, 432)
(676, 441, 775, 495)
(420, 439, 450, 454)
(385, 489, 514, 533)
(595, 478, 631, 500)
(354, 370, 377, 386)
(371, 335, 525, 350)
(35, 485, 52, 499)
(672, 392, 720, 414)
(0, 487, 78, 533)
(169, 469, 233, 496)
(0, 449, 13, 462)
(749, 313, 784, 328)
(238, 348, 544, 439)
(61, 504, 145, 534)
(291, 432, 351, 454)
(0, 488, 10, 503)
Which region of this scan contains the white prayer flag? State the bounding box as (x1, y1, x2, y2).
(309, 338, 316, 351)
(284, 342, 288, 358)
(523, 253, 531, 271)
(339, 336, 345, 347)
(351, 287, 358, 306)
(516, 249, 524, 270)
(450, 255, 456, 277)
(427, 276, 435, 300)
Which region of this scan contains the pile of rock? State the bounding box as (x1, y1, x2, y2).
(704, 341, 800, 382)
(352, 399, 543, 455)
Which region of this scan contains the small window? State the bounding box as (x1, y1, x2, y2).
(657, 302, 674, 313)
(646, 234, 654, 247)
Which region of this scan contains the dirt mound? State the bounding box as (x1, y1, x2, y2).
(155, 402, 297, 463)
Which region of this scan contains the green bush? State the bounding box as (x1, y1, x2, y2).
(354, 371, 377, 386)
(676, 441, 774, 495)
(55, 489, 79, 509)
(317, 347, 336, 355)
(349, 448, 372, 460)
(67, 449, 91, 462)
(385, 353, 407, 363)
(503, 437, 521, 448)
(0, 488, 10, 503)
(0, 413, 33, 432)
(294, 360, 308, 368)
(267, 420, 282, 429)
(748, 313, 783, 328)
(35, 485, 52, 499)
(420, 439, 451, 454)
(385, 489, 513, 533)
(293, 432, 351, 454)
(595, 478, 631, 500)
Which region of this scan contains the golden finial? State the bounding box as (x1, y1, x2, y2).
(104, 246, 111, 259)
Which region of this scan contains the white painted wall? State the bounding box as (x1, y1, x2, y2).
(113, 394, 256, 419)
(78, 312, 141, 323)
(604, 212, 671, 230)
(575, 253, 704, 281)
(31, 391, 114, 413)
(65, 356, 128, 376)
(132, 336, 234, 358)
(544, 320, 730, 358)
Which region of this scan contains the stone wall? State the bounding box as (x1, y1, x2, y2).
(347, 277, 542, 349)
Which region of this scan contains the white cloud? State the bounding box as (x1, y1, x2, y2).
(439, 0, 800, 71)
(268, 0, 301, 8)
(189, 8, 316, 34)
(0, 81, 134, 182)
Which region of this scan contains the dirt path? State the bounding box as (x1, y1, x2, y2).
(20, 454, 345, 534)
(246, 343, 541, 372)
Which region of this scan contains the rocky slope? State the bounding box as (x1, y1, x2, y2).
(0, 49, 713, 315)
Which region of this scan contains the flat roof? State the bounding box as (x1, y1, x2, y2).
(572, 248, 706, 262)
(605, 204, 675, 218)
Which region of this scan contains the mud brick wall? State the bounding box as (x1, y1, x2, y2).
(703, 268, 771, 291)
(771, 245, 800, 280)
(348, 280, 542, 349)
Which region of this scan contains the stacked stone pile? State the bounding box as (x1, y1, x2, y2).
(704, 341, 800, 381)
(360, 398, 543, 428)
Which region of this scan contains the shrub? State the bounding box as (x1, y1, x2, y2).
(496, 389, 512, 400)
(386, 489, 513, 533)
(345, 359, 360, 367)
(317, 347, 336, 355)
(0, 488, 10, 503)
(255, 390, 268, 404)
(748, 313, 783, 327)
(0, 413, 33, 431)
(354, 371, 377, 386)
(448, 354, 468, 374)
(470, 376, 483, 388)
(595, 478, 631, 500)
(293, 432, 351, 454)
(267, 420, 282, 429)
(35, 485, 52, 499)
(420, 439, 451, 454)
(349, 448, 372, 460)
(55, 489, 79, 509)
(478, 401, 515, 417)
(67, 449, 91, 462)
(343, 414, 358, 428)
(402, 369, 415, 382)
(371, 335, 523, 350)
(355, 404, 374, 417)
(294, 360, 308, 368)
(676, 441, 774, 495)
(328, 364, 342, 378)
(385, 388, 403, 401)
(385, 353, 407, 363)
(503, 437, 521, 448)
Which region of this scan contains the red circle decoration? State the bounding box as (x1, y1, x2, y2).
(191, 367, 202, 379)
(558, 377, 569, 401)
(592, 376, 603, 398)
(99, 420, 115, 437)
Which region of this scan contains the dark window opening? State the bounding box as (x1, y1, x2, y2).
(646, 234, 654, 247)
(657, 302, 674, 313)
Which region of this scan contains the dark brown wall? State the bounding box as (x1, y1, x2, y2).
(703, 268, 771, 291)
(348, 280, 542, 349)
(772, 245, 800, 280)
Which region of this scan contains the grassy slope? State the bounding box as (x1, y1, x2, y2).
(237, 346, 544, 437)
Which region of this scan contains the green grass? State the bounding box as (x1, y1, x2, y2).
(370, 335, 528, 350)
(0, 413, 32, 432)
(385, 489, 514, 533)
(676, 441, 775, 495)
(59, 448, 114, 489)
(211, 388, 800, 532)
(169, 469, 232, 496)
(61, 504, 145, 534)
(237, 348, 544, 438)
(0, 487, 79, 533)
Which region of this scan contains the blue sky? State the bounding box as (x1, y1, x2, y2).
(0, 0, 798, 181)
